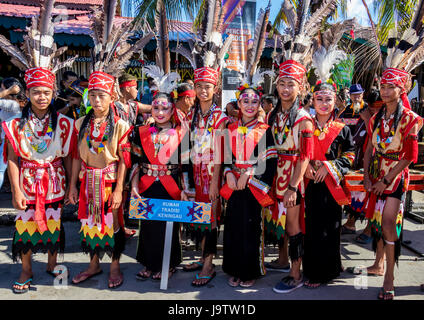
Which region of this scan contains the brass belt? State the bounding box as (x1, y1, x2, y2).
(141, 163, 179, 177)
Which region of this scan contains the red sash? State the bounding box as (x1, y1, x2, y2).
(138, 125, 184, 200)
(309, 121, 351, 206)
(220, 123, 274, 207)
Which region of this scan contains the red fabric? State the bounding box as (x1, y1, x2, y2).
(88, 71, 115, 95)
(278, 60, 307, 84)
(70, 125, 79, 159)
(300, 130, 314, 161)
(24, 67, 55, 90)
(194, 67, 219, 85)
(380, 68, 411, 110)
(404, 135, 419, 163)
(178, 90, 196, 98)
(119, 80, 137, 88)
(120, 142, 132, 168)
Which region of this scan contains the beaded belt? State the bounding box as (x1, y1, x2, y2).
(376, 151, 401, 161)
(231, 165, 253, 175)
(277, 150, 300, 156)
(141, 163, 180, 177)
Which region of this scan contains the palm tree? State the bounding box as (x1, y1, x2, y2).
(124, 0, 203, 28)
(270, 0, 348, 36)
(373, 0, 419, 43)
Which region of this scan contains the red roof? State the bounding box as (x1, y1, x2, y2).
(0, 3, 90, 19)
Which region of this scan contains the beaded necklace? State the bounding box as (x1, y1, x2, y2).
(24, 112, 53, 154)
(86, 115, 110, 154)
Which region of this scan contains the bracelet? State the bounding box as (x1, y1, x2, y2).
(382, 176, 391, 186)
(288, 184, 298, 193)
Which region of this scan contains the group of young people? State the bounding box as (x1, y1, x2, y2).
(1, 0, 424, 301)
(2, 57, 421, 301)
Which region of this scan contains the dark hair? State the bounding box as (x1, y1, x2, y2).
(262, 94, 277, 107)
(63, 71, 78, 81)
(78, 106, 116, 144)
(19, 101, 58, 132)
(372, 101, 402, 133)
(302, 92, 312, 106)
(313, 82, 337, 94)
(64, 88, 82, 99)
(1, 77, 26, 101)
(153, 91, 175, 104)
(367, 88, 381, 105)
(267, 87, 300, 129)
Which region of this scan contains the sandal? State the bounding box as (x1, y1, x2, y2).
(341, 225, 356, 235)
(345, 266, 384, 276)
(72, 270, 103, 285)
(191, 271, 217, 287)
(136, 269, 152, 281)
(304, 280, 322, 289)
(355, 233, 372, 244)
(182, 261, 204, 272)
(152, 268, 177, 281)
(12, 278, 32, 294)
(240, 280, 255, 288)
(228, 277, 240, 287)
(378, 287, 395, 300)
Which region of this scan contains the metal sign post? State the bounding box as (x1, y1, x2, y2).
(160, 221, 174, 290)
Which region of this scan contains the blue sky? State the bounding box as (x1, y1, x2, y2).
(122, 0, 376, 27)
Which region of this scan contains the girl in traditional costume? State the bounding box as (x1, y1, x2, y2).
(0, 0, 77, 294)
(362, 23, 424, 299)
(130, 2, 190, 281)
(302, 44, 355, 288)
(131, 65, 189, 281)
(219, 4, 277, 288)
(67, 2, 145, 289)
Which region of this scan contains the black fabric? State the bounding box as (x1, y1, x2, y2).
(222, 188, 263, 281)
(303, 181, 343, 283)
(288, 232, 304, 262)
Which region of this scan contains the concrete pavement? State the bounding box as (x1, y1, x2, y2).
(0, 192, 423, 300)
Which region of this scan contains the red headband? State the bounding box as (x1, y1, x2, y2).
(278, 60, 306, 84)
(119, 80, 137, 88)
(88, 71, 115, 95)
(25, 67, 55, 90)
(380, 68, 411, 109)
(178, 90, 196, 98)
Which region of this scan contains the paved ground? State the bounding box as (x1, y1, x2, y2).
(0, 191, 423, 301)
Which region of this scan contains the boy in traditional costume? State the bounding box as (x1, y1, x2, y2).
(68, 0, 152, 289)
(0, 0, 77, 294)
(362, 20, 424, 299)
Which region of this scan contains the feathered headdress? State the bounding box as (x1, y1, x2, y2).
(143, 0, 180, 95)
(379, 1, 424, 109)
(0, 0, 77, 89)
(275, 0, 339, 84)
(87, 0, 154, 95)
(236, 2, 273, 99)
(172, 0, 233, 86)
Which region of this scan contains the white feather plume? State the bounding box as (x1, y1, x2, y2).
(144, 65, 181, 94)
(312, 45, 347, 83)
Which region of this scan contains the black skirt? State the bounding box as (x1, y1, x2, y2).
(136, 181, 182, 272)
(303, 181, 343, 283)
(222, 188, 264, 281)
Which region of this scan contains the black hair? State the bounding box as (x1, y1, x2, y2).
(1, 77, 26, 101)
(372, 101, 403, 134)
(64, 88, 82, 99)
(78, 106, 116, 144)
(19, 100, 58, 132)
(63, 71, 78, 81)
(262, 94, 277, 107)
(313, 82, 337, 94)
(153, 91, 175, 104)
(367, 87, 382, 105)
(267, 87, 300, 129)
(302, 92, 313, 106)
